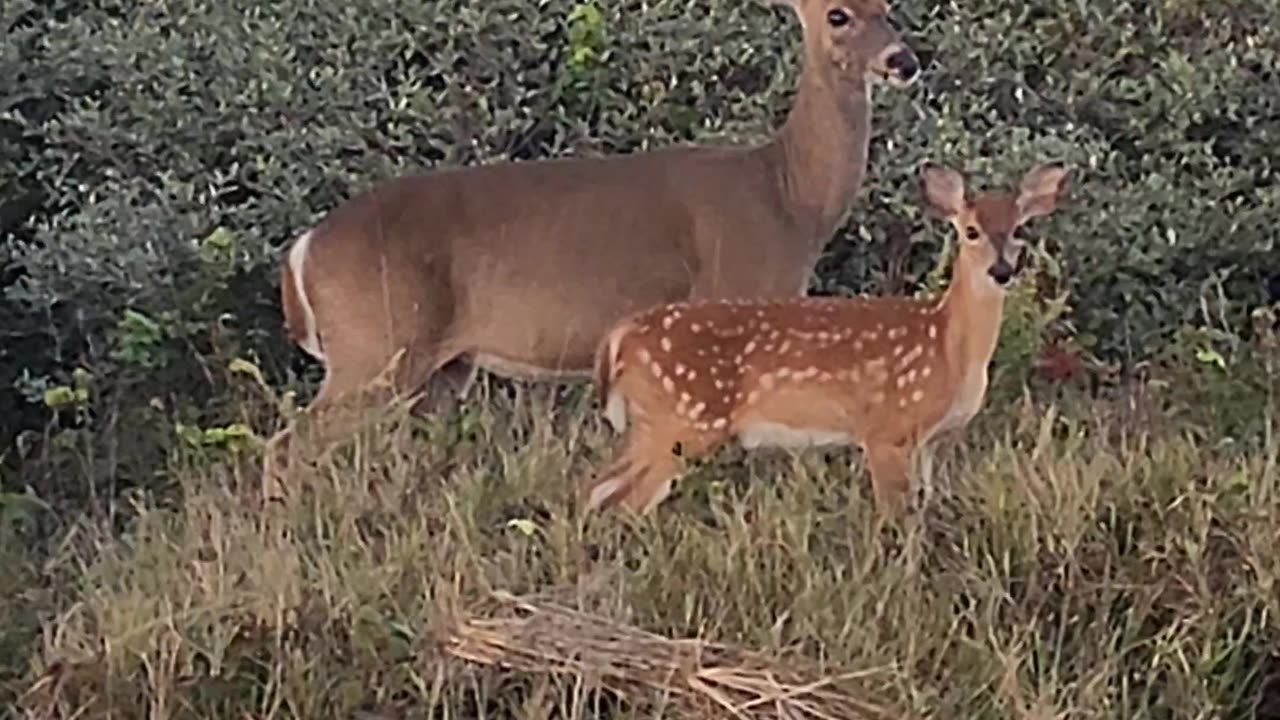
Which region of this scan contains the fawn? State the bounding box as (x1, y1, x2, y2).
(584, 162, 1070, 517)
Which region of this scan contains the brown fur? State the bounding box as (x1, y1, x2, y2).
(263, 1, 920, 488)
(585, 162, 1070, 518)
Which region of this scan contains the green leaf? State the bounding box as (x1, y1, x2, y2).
(505, 518, 540, 537)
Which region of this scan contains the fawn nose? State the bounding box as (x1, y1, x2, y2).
(989, 260, 1015, 286)
(886, 49, 920, 83)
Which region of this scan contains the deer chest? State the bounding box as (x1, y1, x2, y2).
(926, 364, 989, 442)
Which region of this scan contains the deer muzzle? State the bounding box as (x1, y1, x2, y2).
(883, 46, 920, 86)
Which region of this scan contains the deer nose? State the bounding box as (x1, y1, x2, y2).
(989, 260, 1015, 286)
(886, 49, 920, 83)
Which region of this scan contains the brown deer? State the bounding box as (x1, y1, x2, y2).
(266, 0, 920, 482)
(585, 161, 1070, 517)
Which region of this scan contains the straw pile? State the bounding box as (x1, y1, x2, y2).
(445, 590, 911, 720)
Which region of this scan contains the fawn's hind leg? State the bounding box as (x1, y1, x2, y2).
(584, 419, 724, 515)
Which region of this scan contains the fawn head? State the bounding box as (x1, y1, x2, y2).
(770, 0, 920, 88)
(921, 163, 1070, 290)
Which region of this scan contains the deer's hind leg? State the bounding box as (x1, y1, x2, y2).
(264, 265, 461, 494)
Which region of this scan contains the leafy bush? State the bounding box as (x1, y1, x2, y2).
(2, 0, 1278, 489)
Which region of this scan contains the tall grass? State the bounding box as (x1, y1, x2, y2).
(4, 377, 1279, 719)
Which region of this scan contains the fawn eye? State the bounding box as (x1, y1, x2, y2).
(964, 226, 981, 241)
(826, 9, 850, 27)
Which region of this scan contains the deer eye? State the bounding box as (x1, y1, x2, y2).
(826, 9, 851, 27)
(964, 226, 981, 241)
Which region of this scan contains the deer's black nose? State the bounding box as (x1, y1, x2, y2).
(886, 50, 920, 82)
(989, 260, 1015, 286)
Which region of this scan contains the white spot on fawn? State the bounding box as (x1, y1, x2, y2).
(900, 345, 924, 368)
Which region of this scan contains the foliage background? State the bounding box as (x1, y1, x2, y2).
(3, 0, 1279, 481)
(2, 0, 1280, 717)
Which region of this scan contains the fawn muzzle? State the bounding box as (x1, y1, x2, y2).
(988, 258, 1015, 286)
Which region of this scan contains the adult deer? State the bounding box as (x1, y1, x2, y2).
(585, 161, 1070, 517)
(267, 0, 919, 482)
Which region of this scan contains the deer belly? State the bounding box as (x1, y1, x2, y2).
(737, 421, 853, 450)
(474, 353, 594, 381)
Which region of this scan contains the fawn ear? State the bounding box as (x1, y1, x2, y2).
(920, 164, 966, 219)
(1016, 164, 1069, 225)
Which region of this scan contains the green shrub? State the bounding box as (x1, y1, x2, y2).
(2, 0, 1278, 492)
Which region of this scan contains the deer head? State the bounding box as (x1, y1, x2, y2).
(768, 0, 920, 88)
(921, 163, 1071, 291)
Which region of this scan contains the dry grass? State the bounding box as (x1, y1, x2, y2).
(2, 374, 1279, 719)
(447, 589, 904, 720)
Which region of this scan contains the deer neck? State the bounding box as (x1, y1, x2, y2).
(768, 64, 872, 250)
(936, 255, 1007, 379)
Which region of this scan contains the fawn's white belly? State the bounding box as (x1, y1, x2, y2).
(737, 421, 853, 450)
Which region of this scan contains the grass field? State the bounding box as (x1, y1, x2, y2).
(3, 361, 1279, 719)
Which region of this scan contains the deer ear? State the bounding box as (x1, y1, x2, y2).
(920, 164, 966, 219)
(1016, 164, 1069, 224)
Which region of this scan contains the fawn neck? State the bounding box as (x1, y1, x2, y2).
(765, 65, 871, 250)
(936, 251, 1008, 377)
